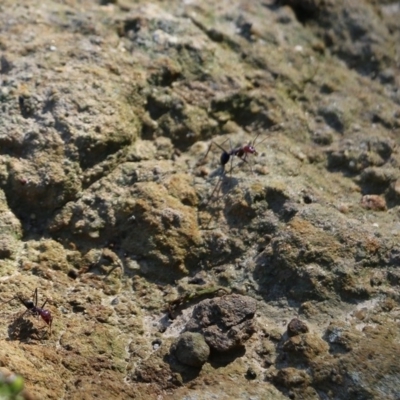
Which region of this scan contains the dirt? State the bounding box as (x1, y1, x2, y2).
(0, 0, 399, 399)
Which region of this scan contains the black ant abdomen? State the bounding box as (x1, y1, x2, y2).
(220, 151, 230, 166)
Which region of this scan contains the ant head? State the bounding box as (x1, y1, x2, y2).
(244, 144, 257, 155)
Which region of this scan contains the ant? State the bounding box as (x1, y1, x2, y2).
(1, 288, 53, 337)
(201, 132, 267, 205)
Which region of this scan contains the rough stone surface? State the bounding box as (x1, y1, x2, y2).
(173, 331, 210, 367)
(186, 294, 257, 352)
(0, 0, 399, 399)
(282, 333, 329, 362)
(287, 318, 309, 337)
(273, 367, 312, 389)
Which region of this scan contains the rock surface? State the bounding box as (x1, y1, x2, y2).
(287, 318, 309, 337)
(185, 294, 257, 352)
(172, 331, 210, 367)
(0, 0, 399, 399)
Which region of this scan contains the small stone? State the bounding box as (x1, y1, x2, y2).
(273, 367, 311, 387)
(110, 297, 119, 306)
(353, 308, 367, 321)
(0, 55, 12, 74)
(67, 269, 79, 279)
(173, 332, 210, 367)
(337, 203, 350, 214)
(393, 179, 400, 194)
(312, 130, 333, 146)
(361, 195, 387, 211)
(283, 333, 329, 361)
(185, 294, 257, 352)
(379, 68, 395, 84)
(0, 237, 13, 259)
(246, 368, 257, 380)
(287, 318, 309, 337)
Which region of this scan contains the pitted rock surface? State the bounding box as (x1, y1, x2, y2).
(185, 294, 257, 352)
(173, 331, 210, 367)
(287, 318, 309, 337)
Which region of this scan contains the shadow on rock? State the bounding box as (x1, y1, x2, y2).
(7, 316, 47, 342)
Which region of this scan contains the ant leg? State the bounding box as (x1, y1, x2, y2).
(243, 153, 255, 174)
(229, 153, 250, 175)
(0, 296, 18, 305)
(40, 298, 48, 309)
(39, 322, 52, 340)
(211, 139, 229, 155)
(19, 309, 29, 320)
(228, 139, 234, 177)
(40, 319, 52, 339)
(253, 131, 270, 148)
(252, 132, 261, 146)
(33, 288, 38, 308)
(200, 138, 231, 205)
(246, 130, 271, 172)
(202, 168, 225, 207)
(203, 139, 229, 163)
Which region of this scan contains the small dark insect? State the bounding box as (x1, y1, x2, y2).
(202, 132, 267, 205)
(204, 133, 263, 173)
(18, 95, 33, 118)
(18, 95, 25, 109)
(1, 288, 53, 337)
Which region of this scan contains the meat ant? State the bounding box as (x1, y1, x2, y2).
(201, 132, 267, 205)
(1, 288, 53, 338)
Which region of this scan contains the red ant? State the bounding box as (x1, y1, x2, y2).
(204, 132, 264, 173)
(201, 132, 266, 205)
(1, 288, 53, 337)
